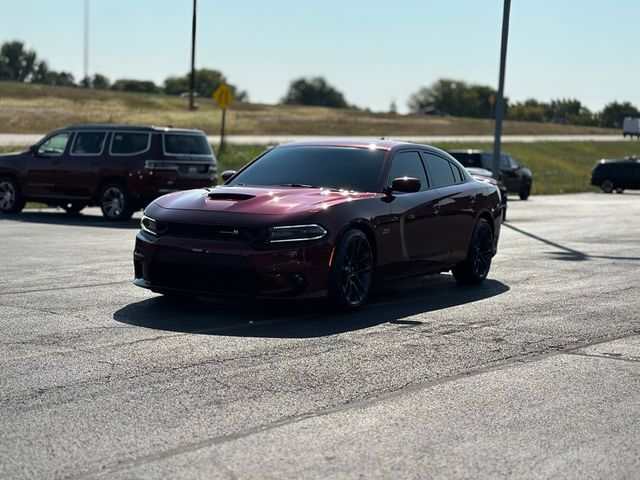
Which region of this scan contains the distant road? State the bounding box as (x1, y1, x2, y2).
(0, 132, 632, 148)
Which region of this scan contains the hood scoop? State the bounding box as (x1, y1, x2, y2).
(207, 192, 255, 201)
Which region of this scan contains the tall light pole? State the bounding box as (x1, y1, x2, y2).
(83, 0, 90, 86)
(189, 0, 197, 110)
(492, 0, 511, 180)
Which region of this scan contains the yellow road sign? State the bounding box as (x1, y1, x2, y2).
(212, 83, 234, 110)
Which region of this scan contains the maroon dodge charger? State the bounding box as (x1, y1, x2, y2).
(133, 140, 503, 309)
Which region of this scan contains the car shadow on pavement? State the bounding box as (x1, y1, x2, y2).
(1, 210, 140, 229)
(113, 275, 509, 338)
(503, 223, 640, 262)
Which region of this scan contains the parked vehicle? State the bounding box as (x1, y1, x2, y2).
(448, 149, 533, 200)
(133, 140, 503, 309)
(591, 157, 640, 193)
(623, 117, 640, 138)
(465, 167, 508, 221)
(0, 125, 217, 220)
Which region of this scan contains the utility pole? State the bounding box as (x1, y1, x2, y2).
(83, 0, 89, 87)
(189, 0, 197, 110)
(492, 0, 511, 180)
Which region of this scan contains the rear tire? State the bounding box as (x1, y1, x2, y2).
(99, 182, 134, 221)
(519, 185, 531, 200)
(601, 179, 614, 193)
(453, 218, 493, 285)
(0, 176, 26, 215)
(329, 229, 374, 310)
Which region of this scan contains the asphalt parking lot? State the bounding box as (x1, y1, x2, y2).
(1, 193, 639, 479)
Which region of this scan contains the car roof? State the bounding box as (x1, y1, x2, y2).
(56, 124, 205, 134)
(278, 138, 449, 154)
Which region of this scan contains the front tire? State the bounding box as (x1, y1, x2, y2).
(0, 176, 26, 215)
(99, 182, 133, 221)
(453, 218, 494, 285)
(329, 229, 374, 310)
(601, 179, 614, 193)
(519, 185, 531, 200)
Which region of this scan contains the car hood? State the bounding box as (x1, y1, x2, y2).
(154, 186, 379, 216)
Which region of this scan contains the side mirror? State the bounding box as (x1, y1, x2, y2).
(386, 176, 421, 194)
(29, 144, 38, 154)
(220, 170, 237, 183)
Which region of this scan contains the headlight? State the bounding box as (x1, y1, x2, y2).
(140, 214, 158, 236)
(267, 224, 327, 243)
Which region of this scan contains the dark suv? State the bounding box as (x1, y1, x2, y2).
(0, 125, 216, 220)
(591, 157, 640, 193)
(448, 150, 533, 200)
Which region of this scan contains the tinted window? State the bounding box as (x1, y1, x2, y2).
(37, 132, 70, 156)
(164, 134, 211, 155)
(111, 132, 150, 155)
(424, 154, 456, 187)
(450, 152, 482, 168)
(387, 151, 428, 190)
(229, 146, 385, 192)
(71, 131, 106, 155)
(450, 163, 463, 183)
(501, 154, 519, 170)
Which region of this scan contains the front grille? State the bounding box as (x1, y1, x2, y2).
(149, 250, 260, 294)
(157, 222, 268, 243)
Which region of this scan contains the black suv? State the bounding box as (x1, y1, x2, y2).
(0, 125, 217, 220)
(448, 150, 533, 200)
(591, 157, 640, 193)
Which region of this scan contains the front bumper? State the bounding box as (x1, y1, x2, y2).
(133, 231, 333, 299)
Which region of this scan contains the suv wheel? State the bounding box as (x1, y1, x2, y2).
(99, 182, 133, 221)
(601, 179, 614, 193)
(0, 177, 26, 215)
(453, 218, 493, 285)
(519, 185, 531, 200)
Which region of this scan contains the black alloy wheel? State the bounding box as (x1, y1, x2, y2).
(601, 179, 614, 194)
(0, 176, 25, 214)
(61, 202, 87, 214)
(99, 182, 133, 221)
(329, 229, 373, 310)
(453, 218, 493, 285)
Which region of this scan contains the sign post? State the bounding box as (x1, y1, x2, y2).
(212, 83, 234, 154)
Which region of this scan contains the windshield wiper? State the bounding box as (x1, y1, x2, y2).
(278, 183, 316, 188)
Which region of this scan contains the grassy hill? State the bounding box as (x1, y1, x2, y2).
(0, 82, 618, 136)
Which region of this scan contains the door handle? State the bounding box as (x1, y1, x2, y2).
(433, 202, 441, 215)
(52, 160, 61, 165)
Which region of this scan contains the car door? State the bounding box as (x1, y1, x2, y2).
(25, 131, 73, 197)
(421, 152, 475, 265)
(633, 161, 640, 189)
(63, 130, 108, 198)
(385, 150, 445, 275)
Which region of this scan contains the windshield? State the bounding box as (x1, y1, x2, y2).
(228, 146, 386, 192)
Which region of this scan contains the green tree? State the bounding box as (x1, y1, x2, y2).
(91, 73, 110, 89)
(281, 77, 349, 108)
(407, 78, 501, 118)
(0, 41, 37, 81)
(111, 79, 160, 94)
(599, 101, 640, 128)
(507, 99, 546, 122)
(164, 68, 248, 100)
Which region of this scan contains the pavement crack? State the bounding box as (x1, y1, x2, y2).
(564, 351, 640, 364)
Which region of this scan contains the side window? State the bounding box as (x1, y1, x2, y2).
(71, 131, 107, 155)
(388, 151, 428, 190)
(450, 163, 463, 183)
(111, 132, 151, 155)
(423, 154, 456, 188)
(37, 132, 71, 156)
